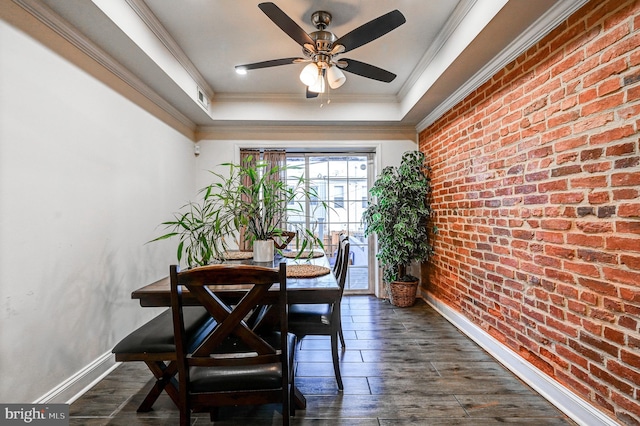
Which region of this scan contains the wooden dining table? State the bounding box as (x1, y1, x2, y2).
(132, 253, 341, 307)
(129, 252, 341, 410)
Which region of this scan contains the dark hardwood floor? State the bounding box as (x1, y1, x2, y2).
(70, 296, 576, 425)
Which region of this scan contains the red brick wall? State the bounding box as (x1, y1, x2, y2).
(418, 0, 640, 423)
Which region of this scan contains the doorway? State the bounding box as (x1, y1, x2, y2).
(286, 153, 374, 294)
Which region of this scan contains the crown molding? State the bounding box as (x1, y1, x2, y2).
(124, 0, 214, 100)
(212, 92, 399, 105)
(12, 0, 196, 133)
(416, 0, 589, 133)
(398, 0, 478, 101)
(196, 123, 417, 142)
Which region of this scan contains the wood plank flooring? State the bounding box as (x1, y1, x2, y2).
(70, 296, 576, 425)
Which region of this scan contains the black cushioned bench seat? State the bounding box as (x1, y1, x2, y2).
(112, 306, 215, 411)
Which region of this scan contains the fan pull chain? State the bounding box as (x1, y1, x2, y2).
(320, 79, 331, 108)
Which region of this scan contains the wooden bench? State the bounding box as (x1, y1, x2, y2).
(112, 306, 215, 412)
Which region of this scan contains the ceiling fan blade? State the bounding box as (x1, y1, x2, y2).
(334, 10, 406, 53)
(340, 59, 397, 83)
(306, 87, 319, 98)
(258, 2, 314, 47)
(235, 57, 304, 71)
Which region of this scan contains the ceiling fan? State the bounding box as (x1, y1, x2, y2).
(235, 2, 406, 98)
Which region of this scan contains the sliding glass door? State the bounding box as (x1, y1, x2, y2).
(286, 153, 373, 294)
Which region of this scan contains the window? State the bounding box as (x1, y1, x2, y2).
(334, 185, 344, 208)
(285, 153, 373, 294)
(310, 185, 318, 206)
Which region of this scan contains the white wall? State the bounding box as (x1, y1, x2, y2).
(0, 19, 195, 402)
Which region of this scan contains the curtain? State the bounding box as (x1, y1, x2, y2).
(239, 149, 260, 251)
(263, 150, 286, 233)
(237, 149, 287, 250)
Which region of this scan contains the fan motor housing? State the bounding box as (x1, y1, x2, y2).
(311, 30, 337, 53)
(311, 11, 331, 29)
(310, 10, 336, 55)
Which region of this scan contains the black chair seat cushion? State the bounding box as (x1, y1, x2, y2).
(288, 303, 332, 325)
(189, 332, 296, 393)
(113, 306, 213, 355)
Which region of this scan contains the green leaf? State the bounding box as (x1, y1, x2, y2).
(362, 150, 435, 282)
(176, 241, 184, 262)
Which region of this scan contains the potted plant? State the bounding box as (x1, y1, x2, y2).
(152, 156, 325, 266)
(362, 150, 435, 306)
(205, 156, 326, 261)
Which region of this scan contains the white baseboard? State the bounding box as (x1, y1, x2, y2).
(423, 293, 618, 426)
(34, 351, 119, 405)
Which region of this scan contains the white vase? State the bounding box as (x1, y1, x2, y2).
(253, 240, 274, 262)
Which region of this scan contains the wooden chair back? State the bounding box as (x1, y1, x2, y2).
(287, 236, 350, 390)
(333, 233, 349, 276)
(334, 235, 350, 290)
(170, 263, 293, 425)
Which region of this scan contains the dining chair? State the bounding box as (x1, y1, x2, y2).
(333, 233, 349, 347)
(170, 263, 296, 426)
(288, 235, 350, 390)
(331, 232, 348, 275)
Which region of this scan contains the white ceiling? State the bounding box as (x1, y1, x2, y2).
(24, 0, 586, 133)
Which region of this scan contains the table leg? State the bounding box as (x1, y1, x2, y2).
(293, 386, 306, 409)
(138, 361, 179, 412)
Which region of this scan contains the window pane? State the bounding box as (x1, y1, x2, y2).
(285, 153, 372, 293)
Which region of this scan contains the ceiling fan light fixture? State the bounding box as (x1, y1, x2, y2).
(327, 65, 346, 89)
(240, 3, 406, 98)
(330, 44, 345, 55)
(308, 75, 326, 93)
(299, 63, 319, 86)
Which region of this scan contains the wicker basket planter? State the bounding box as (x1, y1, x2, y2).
(389, 279, 418, 307)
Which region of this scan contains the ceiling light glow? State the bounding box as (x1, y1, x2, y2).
(299, 63, 319, 86)
(308, 75, 326, 93)
(327, 65, 346, 89)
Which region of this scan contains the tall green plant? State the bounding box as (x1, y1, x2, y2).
(363, 151, 435, 284)
(151, 156, 326, 267)
(205, 158, 319, 244)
